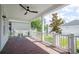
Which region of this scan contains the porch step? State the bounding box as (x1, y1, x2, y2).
(30, 37, 70, 54)
(49, 46, 70, 54)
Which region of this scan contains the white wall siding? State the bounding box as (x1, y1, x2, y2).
(0, 5, 9, 51)
(0, 5, 2, 51)
(62, 25, 79, 36)
(1, 19, 9, 51)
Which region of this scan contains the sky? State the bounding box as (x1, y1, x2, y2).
(44, 4, 79, 24)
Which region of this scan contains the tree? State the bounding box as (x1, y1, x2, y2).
(31, 18, 42, 32)
(49, 13, 64, 34)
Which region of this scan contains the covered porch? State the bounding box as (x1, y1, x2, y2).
(0, 4, 73, 54)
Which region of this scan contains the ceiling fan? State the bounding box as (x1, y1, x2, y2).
(19, 4, 38, 15)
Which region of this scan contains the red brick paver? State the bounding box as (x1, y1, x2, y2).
(1, 36, 48, 54)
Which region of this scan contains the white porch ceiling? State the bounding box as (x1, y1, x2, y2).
(2, 4, 66, 21)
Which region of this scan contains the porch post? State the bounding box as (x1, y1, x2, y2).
(41, 16, 44, 41)
(52, 33, 57, 46)
(53, 33, 60, 47)
(68, 34, 76, 54)
(56, 34, 60, 47)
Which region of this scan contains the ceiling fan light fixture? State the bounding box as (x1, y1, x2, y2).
(19, 4, 38, 15)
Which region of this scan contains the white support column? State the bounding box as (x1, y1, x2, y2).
(56, 34, 60, 47)
(41, 16, 44, 41)
(52, 33, 56, 46)
(68, 34, 76, 54)
(52, 33, 60, 47)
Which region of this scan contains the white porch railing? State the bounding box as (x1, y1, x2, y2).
(30, 31, 79, 54)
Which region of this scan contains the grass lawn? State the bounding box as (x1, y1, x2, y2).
(44, 34, 53, 43)
(44, 34, 68, 48)
(76, 39, 79, 53)
(77, 39, 79, 49)
(60, 37, 68, 48)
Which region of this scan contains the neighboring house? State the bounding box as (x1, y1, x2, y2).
(61, 20, 79, 36)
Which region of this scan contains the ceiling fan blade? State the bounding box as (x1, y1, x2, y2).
(19, 4, 27, 10)
(24, 11, 28, 15)
(29, 10, 38, 13)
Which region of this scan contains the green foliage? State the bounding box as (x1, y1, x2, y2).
(44, 34, 53, 43)
(76, 49, 79, 53)
(49, 13, 64, 34)
(76, 39, 79, 53)
(77, 39, 79, 49)
(31, 17, 42, 32)
(60, 38, 68, 48)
